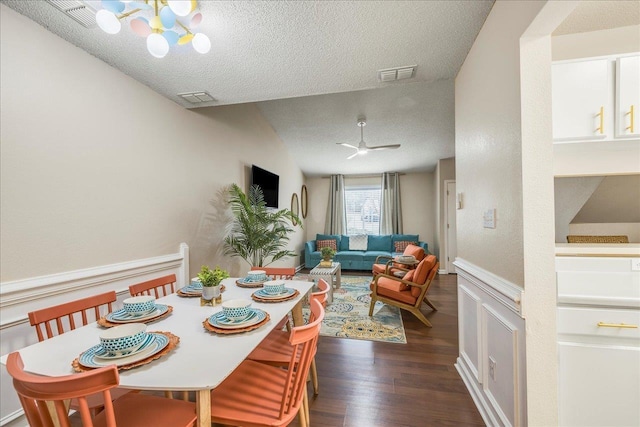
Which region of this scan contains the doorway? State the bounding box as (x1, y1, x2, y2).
(444, 180, 457, 274)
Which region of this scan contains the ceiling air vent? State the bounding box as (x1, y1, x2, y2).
(377, 65, 417, 82)
(46, 0, 97, 28)
(178, 92, 217, 104)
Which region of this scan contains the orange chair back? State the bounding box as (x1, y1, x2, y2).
(28, 291, 116, 342)
(251, 266, 296, 280)
(129, 274, 177, 298)
(310, 278, 330, 310)
(6, 352, 119, 427)
(281, 298, 324, 419)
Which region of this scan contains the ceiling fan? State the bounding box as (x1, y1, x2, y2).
(337, 117, 401, 159)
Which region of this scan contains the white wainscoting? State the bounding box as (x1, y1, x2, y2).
(0, 243, 190, 426)
(454, 258, 527, 427)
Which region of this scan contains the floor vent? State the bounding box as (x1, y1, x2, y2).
(46, 0, 97, 28)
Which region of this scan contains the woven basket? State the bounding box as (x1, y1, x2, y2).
(566, 235, 629, 244)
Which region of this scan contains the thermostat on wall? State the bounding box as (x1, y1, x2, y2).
(483, 209, 496, 229)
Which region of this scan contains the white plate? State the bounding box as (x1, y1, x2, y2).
(79, 333, 169, 368)
(253, 288, 296, 300)
(208, 309, 267, 330)
(106, 304, 169, 323)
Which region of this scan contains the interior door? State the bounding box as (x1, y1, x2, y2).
(446, 181, 457, 273)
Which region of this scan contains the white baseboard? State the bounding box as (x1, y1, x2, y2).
(456, 357, 496, 427)
(0, 410, 26, 427)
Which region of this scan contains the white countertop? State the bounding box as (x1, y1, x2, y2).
(556, 243, 640, 257)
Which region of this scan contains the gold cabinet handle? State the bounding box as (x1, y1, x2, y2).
(626, 105, 635, 133)
(595, 106, 605, 134)
(597, 322, 638, 329)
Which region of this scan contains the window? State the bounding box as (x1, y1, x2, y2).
(345, 185, 381, 235)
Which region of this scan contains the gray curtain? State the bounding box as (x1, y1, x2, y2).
(380, 172, 402, 234)
(325, 175, 347, 234)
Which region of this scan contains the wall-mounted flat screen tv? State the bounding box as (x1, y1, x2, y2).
(251, 165, 279, 208)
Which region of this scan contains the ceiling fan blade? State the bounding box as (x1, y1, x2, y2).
(347, 152, 359, 160)
(337, 143, 358, 149)
(367, 144, 401, 151)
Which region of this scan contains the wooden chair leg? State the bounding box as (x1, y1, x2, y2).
(181, 391, 189, 401)
(410, 308, 432, 327)
(368, 297, 377, 317)
(303, 387, 310, 426)
(310, 357, 319, 396)
(423, 297, 437, 311)
(164, 391, 173, 399)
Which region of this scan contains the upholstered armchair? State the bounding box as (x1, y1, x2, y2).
(372, 243, 426, 276)
(369, 255, 439, 327)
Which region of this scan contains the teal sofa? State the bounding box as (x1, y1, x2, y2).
(304, 234, 428, 271)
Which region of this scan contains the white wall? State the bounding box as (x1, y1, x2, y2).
(554, 176, 604, 242)
(552, 25, 640, 61)
(456, 1, 567, 425)
(0, 4, 305, 284)
(303, 173, 435, 249)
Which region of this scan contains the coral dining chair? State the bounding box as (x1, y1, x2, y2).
(209, 298, 325, 427)
(6, 352, 197, 427)
(372, 243, 425, 277)
(27, 291, 131, 416)
(252, 266, 296, 331)
(369, 255, 439, 327)
(251, 266, 296, 280)
(128, 274, 177, 298)
(248, 278, 330, 396)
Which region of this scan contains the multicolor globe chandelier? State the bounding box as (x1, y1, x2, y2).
(95, 0, 211, 58)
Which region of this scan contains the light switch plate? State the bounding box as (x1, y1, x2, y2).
(483, 209, 496, 228)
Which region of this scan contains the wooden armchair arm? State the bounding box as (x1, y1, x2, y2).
(374, 255, 393, 265)
(371, 272, 425, 293)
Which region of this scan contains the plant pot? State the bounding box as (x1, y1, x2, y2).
(320, 258, 333, 267)
(202, 286, 221, 301)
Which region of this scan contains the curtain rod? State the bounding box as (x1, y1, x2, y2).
(319, 173, 405, 179)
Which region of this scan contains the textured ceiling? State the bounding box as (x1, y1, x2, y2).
(2, 0, 493, 175)
(554, 1, 640, 35)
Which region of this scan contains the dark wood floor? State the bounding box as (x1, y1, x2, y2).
(305, 271, 484, 427)
(71, 272, 484, 426)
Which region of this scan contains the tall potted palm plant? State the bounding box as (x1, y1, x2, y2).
(224, 183, 301, 267)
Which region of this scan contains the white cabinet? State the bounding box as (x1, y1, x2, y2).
(556, 250, 640, 427)
(552, 54, 639, 144)
(616, 55, 640, 138)
(552, 58, 612, 142)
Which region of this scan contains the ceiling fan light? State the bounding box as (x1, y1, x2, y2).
(167, 0, 193, 17)
(147, 33, 170, 58)
(192, 33, 211, 54)
(96, 9, 121, 34)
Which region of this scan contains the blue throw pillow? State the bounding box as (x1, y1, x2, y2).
(339, 235, 350, 251)
(316, 234, 341, 250)
(368, 235, 392, 252)
(392, 234, 419, 245)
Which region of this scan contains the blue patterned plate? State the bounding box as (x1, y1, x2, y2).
(106, 304, 169, 323)
(94, 333, 155, 360)
(79, 333, 169, 368)
(208, 308, 266, 330)
(179, 284, 202, 295)
(253, 287, 296, 300)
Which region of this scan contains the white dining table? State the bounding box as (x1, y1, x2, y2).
(0, 278, 314, 427)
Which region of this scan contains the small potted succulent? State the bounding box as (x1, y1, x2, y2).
(320, 246, 336, 267)
(198, 265, 229, 300)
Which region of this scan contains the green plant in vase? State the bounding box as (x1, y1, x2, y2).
(198, 265, 229, 301)
(321, 246, 336, 261)
(320, 246, 335, 266)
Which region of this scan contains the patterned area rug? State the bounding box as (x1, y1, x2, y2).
(300, 275, 407, 344)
